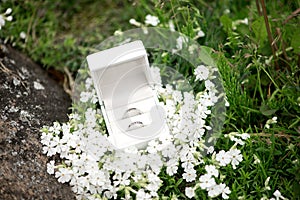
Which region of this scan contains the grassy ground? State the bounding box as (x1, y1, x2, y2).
(1, 0, 299, 199)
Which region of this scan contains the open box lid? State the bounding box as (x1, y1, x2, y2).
(86, 41, 154, 109)
(87, 40, 148, 72)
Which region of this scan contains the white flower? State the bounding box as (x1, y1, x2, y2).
(182, 168, 197, 182)
(136, 189, 152, 200)
(150, 66, 162, 85)
(147, 171, 161, 183)
(205, 80, 215, 91)
(161, 144, 177, 158)
(114, 29, 123, 36)
(47, 160, 55, 174)
(205, 165, 219, 177)
(232, 18, 249, 30)
(175, 35, 188, 50)
(166, 159, 178, 176)
(69, 113, 80, 120)
(240, 133, 250, 140)
(0, 8, 13, 30)
(273, 190, 286, 200)
(146, 140, 161, 153)
(265, 116, 277, 129)
(224, 9, 230, 14)
(85, 78, 93, 89)
(20, 31, 26, 39)
(103, 186, 118, 199)
(40, 131, 52, 145)
(264, 177, 271, 191)
(199, 174, 216, 189)
(6, 15, 12, 21)
(42, 145, 55, 156)
(216, 150, 231, 166)
(225, 97, 230, 107)
(197, 30, 205, 38)
(129, 18, 141, 27)
(241, 18, 248, 25)
(206, 146, 214, 154)
(77, 176, 90, 191)
(185, 187, 195, 198)
(5, 8, 12, 15)
(254, 154, 261, 164)
(219, 183, 231, 199)
(146, 182, 161, 193)
(182, 156, 196, 170)
(188, 44, 198, 54)
(172, 90, 183, 103)
(195, 65, 209, 81)
(207, 183, 231, 199)
(113, 172, 130, 186)
(207, 184, 222, 198)
(49, 121, 61, 134)
(145, 14, 160, 26)
(0, 15, 5, 29)
(55, 167, 72, 183)
(169, 20, 175, 32)
(228, 149, 243, 169)
(80, 91, 92, 102)
(232, 137, 245, 145)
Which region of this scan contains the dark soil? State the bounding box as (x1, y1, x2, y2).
(0, 43, 75, 200)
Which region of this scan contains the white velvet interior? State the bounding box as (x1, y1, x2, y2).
(89, 48, 170, 149)
(100, 75, 154, 109)
(98, 58, 146, 87)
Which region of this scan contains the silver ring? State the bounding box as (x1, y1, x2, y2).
(123, 108, 142, 119)
(127, 121, 144, 131)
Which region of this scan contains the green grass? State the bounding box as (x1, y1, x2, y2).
(1, 0, 300, 199)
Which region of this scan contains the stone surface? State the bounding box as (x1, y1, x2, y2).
(0, 43, 75, 199)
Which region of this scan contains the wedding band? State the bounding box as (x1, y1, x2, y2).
(123, 108, 142, 119)
(127, 121, 144, 131)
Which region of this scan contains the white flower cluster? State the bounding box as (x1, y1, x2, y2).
(79, 78, 98, 103)
(232, 18, 249, 30)
(0, 8, 12, 30)
(183, 147, 246, 199)
(41, 64, 249, 199)
(265, 116, 277, 129)
(224, 132, 250, 146)
(129, 14, 160, 27)
(260, 177, 287, 200)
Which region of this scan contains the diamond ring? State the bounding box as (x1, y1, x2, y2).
(123, 108, 142, 119)
(127, 121, 144, 131)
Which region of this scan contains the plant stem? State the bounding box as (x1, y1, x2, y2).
(255, 0, 262, 16)
(259, 0, 279, 69)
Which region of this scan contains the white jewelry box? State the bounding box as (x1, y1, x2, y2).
(86, 40, 170, 149)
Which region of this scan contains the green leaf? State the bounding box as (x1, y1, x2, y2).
(175, 178, 183, 187)
(291, 29, 300, 54)
(251, 16, 268, 47)
(259, 104, 277, 116)
(293, 181, 300, 198)
(199, 46, 215, 66)
(220, 15, 232, 33)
